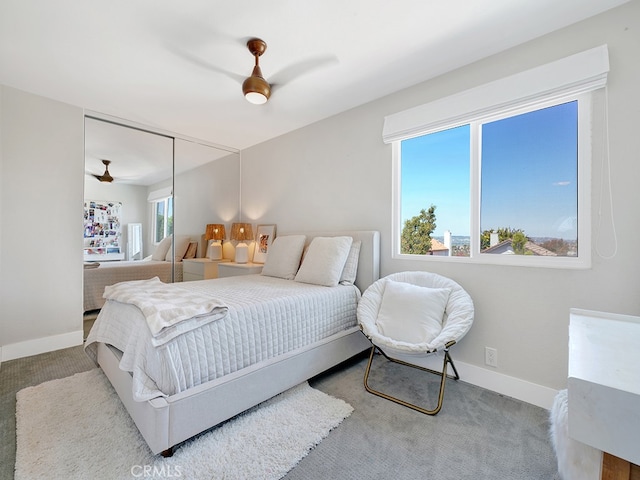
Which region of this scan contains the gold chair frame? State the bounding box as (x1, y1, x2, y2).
(363, 340, 459, 415)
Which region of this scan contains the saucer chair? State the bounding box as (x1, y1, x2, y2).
(358, 271, 474, 415)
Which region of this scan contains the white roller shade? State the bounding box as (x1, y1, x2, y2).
(147, 186, 172, 202)
(382, 45, 609, 144)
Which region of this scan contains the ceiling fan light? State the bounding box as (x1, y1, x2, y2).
(245, 91, 268, 105)
(242, 67, 271, 105)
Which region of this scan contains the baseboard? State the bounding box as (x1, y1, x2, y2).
(456, 360, 559, 410)
(2, 332, 560, 409)
(386, 351, 559, 410)
(1, 330, 84, 362)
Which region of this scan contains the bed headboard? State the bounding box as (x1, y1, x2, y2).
(283, 230, 380, 292)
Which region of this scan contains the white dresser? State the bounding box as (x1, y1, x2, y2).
(568, 308, 640, 478)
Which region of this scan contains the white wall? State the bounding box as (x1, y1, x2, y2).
(240, 2, 640, 406)
(173, 140, 240, 254)
(0, 86, 84, 359)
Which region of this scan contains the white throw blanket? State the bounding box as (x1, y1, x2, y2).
(103, 277, 228, 346)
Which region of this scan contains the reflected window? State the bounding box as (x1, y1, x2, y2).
(153, 196, 173, 243)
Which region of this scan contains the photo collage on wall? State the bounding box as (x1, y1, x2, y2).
(83, 201, 123, 257)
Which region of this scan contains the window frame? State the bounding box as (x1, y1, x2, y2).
(152, 195, 173, 244)
(392, 91, 592, 269)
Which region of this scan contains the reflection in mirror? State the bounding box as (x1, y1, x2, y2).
(83, 116, 174, 323)
(173, 138, 240, 260)
(83, 116, 241, 331)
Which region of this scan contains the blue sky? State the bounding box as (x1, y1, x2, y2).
(400, 101, 578, 239)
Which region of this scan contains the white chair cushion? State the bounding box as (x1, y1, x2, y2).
(375, 280, 449, 344)
(358, 271, 474, 354)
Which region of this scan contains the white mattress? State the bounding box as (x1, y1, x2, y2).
(85, 274, 360, 401)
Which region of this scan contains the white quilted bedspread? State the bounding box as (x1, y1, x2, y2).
(103, 277, 228, 346)
(85, 274, 360, 401)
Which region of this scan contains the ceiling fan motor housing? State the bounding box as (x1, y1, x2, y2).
(243, 38, 271, 104)
(96, 159, 114, 183)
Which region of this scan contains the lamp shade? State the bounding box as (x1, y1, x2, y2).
(231, 223, 254, 242)
(205, 224, 226, 241)
(206, 223, 227, 240)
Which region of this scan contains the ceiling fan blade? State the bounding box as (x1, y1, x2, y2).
(269, 55, 339, 92)
(90, 173, 113, 183)
(166, 45, 245, 84)
(154, 13, 239, 51)
(88, 159, 115, 183)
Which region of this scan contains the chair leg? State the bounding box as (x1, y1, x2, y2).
(363, 345, 459, 415)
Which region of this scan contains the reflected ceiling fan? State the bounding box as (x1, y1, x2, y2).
(93, 159, 114, 183)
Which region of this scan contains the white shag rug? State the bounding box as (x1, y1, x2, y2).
(549, 389, 602, 480)
(15, 368, 353, 480)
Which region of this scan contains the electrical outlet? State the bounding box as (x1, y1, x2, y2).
(485, 347, 498, 367)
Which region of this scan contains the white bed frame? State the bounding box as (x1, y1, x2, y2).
(96, 230, 380, 455)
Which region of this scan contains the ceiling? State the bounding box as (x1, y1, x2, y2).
(0, 0, 628, 155)
(83, 116, 234, 185)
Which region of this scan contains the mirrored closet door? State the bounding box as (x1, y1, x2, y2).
(83, 116, 240, 318)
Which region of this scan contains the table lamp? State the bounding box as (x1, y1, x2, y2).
(206, 224, 226, 260)
(231, 223, 253, 264)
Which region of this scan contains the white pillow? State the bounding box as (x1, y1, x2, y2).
(295, 236, 353, 287)
(165, 235, 191, 262)
(260, 235, 307, 280)
(151, 236, 172, 261)
(339, 240, 361, 285)
(375, 280, 450, 344)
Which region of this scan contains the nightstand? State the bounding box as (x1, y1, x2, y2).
(182, 258, 230, 281)
(217, 262, 263, 278)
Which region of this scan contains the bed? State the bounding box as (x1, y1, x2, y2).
(83, 259, 183, 312)
(84, 230, 380, 455)
(83, 235, 201, 312)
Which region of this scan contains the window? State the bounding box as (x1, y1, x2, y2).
(386, 46, 609, 268)
(480, 101, 578, 257)
(400, 125, 470, 256)
(396, 97, 586, 267)
(153, 196, 173, 243)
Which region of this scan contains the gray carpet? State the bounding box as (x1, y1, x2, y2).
(0, 346, 96, 480)
(1, 346, 560, 479)
(291, 355, 560, 479)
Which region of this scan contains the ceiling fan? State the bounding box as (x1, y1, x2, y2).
(242, 38, 271, 105)
(93, 159, 114, 183)
(166, 34, 338, 103)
